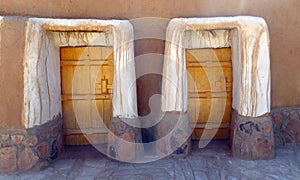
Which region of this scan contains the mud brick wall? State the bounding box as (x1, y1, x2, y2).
(0, 0, 299, 172)
(0, 0, 300, 118)
(0, 115, 63, 173)
(0, 17, 26, 129)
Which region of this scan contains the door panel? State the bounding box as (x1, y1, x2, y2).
(62, 101, 76, 129)
(61, 65, 91, 94)
(186, 48, 232, 140)
(61, 46, 114, 145)
(91, 100, 104, 128)
(103, 99, 113, 127)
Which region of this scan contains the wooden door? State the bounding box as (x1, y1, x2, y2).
(60, 46, 114, 145)
(186, 48, 232, 140)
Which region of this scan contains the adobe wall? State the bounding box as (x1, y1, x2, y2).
(0, 0, 299, 172)
(0, 0, 299, 120)
(0, 17, 26, 129)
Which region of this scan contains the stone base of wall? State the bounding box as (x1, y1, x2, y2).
(107, 113, 191, 162)
(2, 106, 299, 172)
(230, 111, 275, 159)
(271, 106, 300, 146)
(155, 112, 191, 157)
(107, 117, 144, 162)
(0, 115, 63, 173)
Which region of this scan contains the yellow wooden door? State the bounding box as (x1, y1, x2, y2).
(186, 48, 232, 140)
(60, 46, 114, 145)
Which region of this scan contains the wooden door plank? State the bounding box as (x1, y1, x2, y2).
(103, 100, 113, 127)
(186, 48, 231, 62)
(61, 46, 114, 145)
(90, 65, 103, 95)
(192, 128, 230, 140)
(62, 100, 76, 129)
(60, 47, 88, 60)
(186, 48, 232, 140)
(72, 100, 91, 129)
(85, 134, 107, 144)
(92, 99, 104, 128)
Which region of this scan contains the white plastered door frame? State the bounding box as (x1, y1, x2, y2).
(162, 16, 271, 118)
(23, 18, 137, 128)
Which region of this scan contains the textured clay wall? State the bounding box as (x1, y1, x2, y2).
(0, 17, 26, 128)
(0, 0, 299, 125)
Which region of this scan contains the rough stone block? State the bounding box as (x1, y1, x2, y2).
(271, 107, 300, 146)
(18, 147, 39, 171)
(22, 135, 38, 147)
(155, 112, 191, 157)
(46, 130, 51, 139)
(37, 143, 49, 157)
(0, 116, 63, 173)
(51, 125, 59, 137)
(11, 134, 24, 145)
(0, 146, 17, 173)
(107, 117, 144, 162)
(273, 114, 282, 128)
(57, 134, 64, 151)
(231, 111, 274, 159)
(0, 134, 9, 141)
(286, 119, 300, 143)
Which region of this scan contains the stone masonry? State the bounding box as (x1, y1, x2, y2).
(107, 113, 192, 162)
(2, 107, 300, 172)
(230, 111, 275, 159)
(155, 112, 191, 157)
(107, 117, 144, 162)
(0, 115, 63, 173)
(271, 106, 300, 146)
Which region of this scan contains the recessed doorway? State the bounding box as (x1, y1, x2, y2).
(186, 48, 232, 140)
(60, 46, 114, 145)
